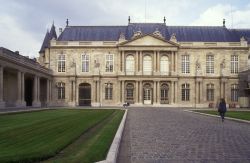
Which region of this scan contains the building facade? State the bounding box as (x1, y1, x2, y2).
(37, 20, 250, 108)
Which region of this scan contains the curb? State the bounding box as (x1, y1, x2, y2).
(185, 109, 250, 124)
(96, 109, 128, 163)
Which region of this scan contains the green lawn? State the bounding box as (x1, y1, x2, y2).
(0, 109, 124, 163)
(194, 110, 250, 121)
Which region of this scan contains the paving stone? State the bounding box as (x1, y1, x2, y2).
(117, 108, 250, 163)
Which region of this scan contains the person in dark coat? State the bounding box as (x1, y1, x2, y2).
(218, 98, 227, 122)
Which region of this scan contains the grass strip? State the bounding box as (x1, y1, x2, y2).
(0, 109, 115, 163)
(44, 109, 125, 163)
(193, 110, 250, 121)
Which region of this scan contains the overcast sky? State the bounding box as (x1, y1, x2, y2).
(0, 0, 250, 57)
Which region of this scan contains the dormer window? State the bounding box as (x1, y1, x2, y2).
(153, 29, 163, 38)
(132, 30, 142, 39)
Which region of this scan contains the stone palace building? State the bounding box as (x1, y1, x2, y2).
(1, 18, 250, 108)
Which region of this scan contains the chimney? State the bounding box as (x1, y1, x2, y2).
(15, 51, 19, 55)
(223, 19, 226, 27)
(128, 16, 131, 24)
(164, 16, 166, 24)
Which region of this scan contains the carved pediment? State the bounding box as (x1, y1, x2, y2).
(120, 35, 178, 47)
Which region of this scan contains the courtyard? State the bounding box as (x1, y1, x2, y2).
(118, 108, 250, 163)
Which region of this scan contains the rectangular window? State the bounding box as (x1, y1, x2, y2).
(105, 54, 113, 72)
(105, 83, 113, 100)
(181, 55, 190, 74)
(58, 82, 65, 99)
(58, 54, 65, 72)
(231, 55, 239, 74)
(206, 55, 214, 74)
(181, 83, 190, 101)
(206, 84, 214, 101)
(231, 84, 238, 102)
(82, 54, 89, 72)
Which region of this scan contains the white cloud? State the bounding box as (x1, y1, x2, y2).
(0, 13, 41, 58)
(191, 3, 250, 28)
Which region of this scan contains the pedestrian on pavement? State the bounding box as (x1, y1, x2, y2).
(218, 98, 227, 122)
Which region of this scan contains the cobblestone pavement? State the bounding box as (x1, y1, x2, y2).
(117, 108, 250, 163)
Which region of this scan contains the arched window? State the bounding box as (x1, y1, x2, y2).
(126, 83, 134, 102)
(126, 55, 135, 75)
(206, 83, 214, 101)
(58, 82, 65, 99)
(160, 83, 169, 104)
(181, 83, 190, 101)
(231, 84, 238, 102)
(58, 54, 65, 72)
(105, 83, 113, 100)
(143, 55, 152, 75)
(160, 56, 169, 75)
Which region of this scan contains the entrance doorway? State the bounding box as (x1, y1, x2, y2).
(79, 83, 91, 106)
(160, 83, 169, 104)
(25, 78, 33, 106)
(143, 83, 152, 104)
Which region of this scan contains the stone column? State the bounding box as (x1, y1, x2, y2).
(17, 71, 22, 103)
(121, 81, 125, 103)
(97, 81, 100, 103)
(139, 81, 143, 104)
(175, 52, 178, 74)
(46, 79, 50, 106)
(21, 72, 25, 105)
(170, 81, 174, 104)
(171, 51, 174, 75)
(224, 81, 229, 103)
(157, 52, 160, 72)
(156, 51, 158, 72)
(135, 51, 139, 74)
(153, 81, 157, 104)
(16, 71, 25, 107)
(199, 81, 203, 103)
(135, 81, 138, 104)
(33, 76, 41, 107)
(0, 66, 5, 108)
(122, 51, 125, 73)
(154, 51, 157, 73)
(140, 51, 143, 74)
(174, 81, 178, 104)
(157, 81, 160, 104)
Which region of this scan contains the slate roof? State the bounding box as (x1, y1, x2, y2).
(39, 24, 57, 53)
(40, 23, 250, 51)
(231, 29, 250, 43)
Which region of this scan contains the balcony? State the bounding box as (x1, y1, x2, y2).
(143, 71, 152, 75)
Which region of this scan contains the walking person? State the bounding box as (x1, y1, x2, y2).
(218, 98, 227, 122)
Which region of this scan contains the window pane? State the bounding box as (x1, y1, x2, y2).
(160, 56, 169, 74)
